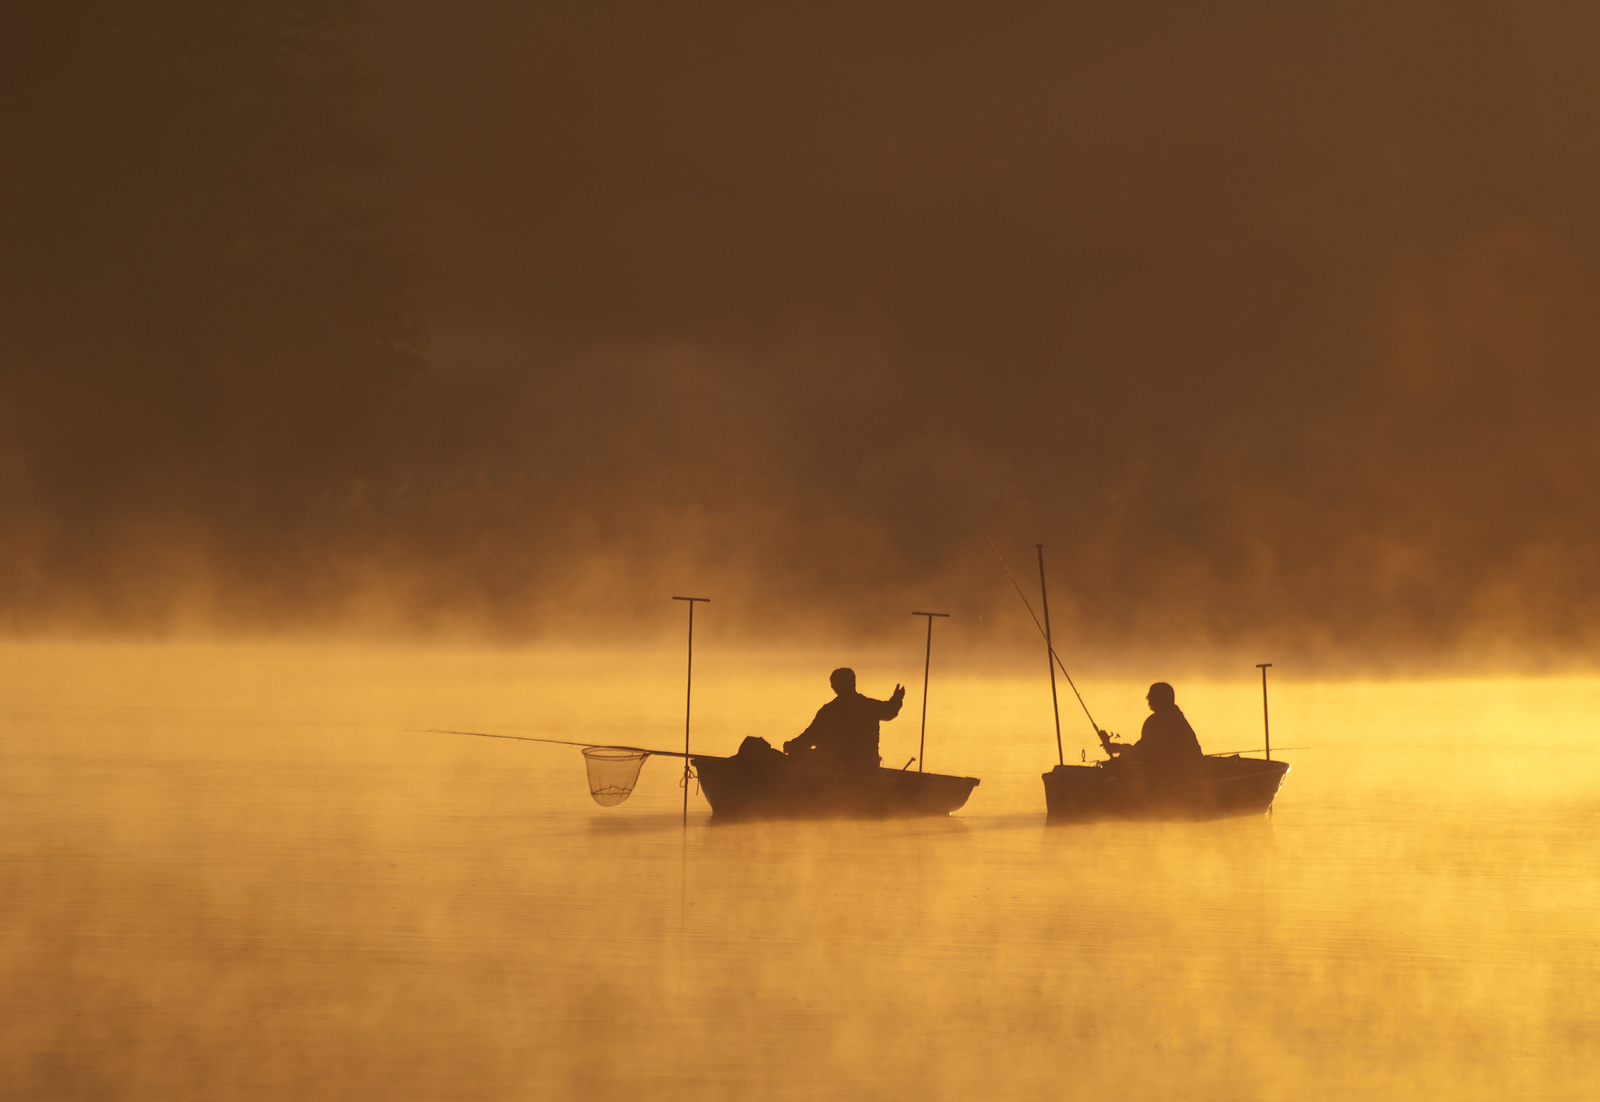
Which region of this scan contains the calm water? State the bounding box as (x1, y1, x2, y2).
(2, 642, 1597, 1100)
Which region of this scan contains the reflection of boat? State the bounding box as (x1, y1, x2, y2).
(1043, 755, 1289, 822)
(693, 752, 980, 821)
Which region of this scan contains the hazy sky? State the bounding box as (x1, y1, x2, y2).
(4, 1, 1600, 661)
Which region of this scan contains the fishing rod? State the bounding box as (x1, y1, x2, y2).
(987, 537, 1107, 748)
(428, 729, 694, 758)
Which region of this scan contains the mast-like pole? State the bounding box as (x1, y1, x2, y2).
(1256, 663, 1272, 762)
(673, 596, 710, 826)
(1036, 545, 1064, 766)
(912, 611, 949, 773)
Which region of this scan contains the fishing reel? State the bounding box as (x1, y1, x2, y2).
(1097, 729, 1129, 758)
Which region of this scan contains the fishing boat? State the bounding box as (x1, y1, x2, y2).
(438, 728, 979, 820)
(1042, 754, 1288, 822)
(441, 598, 983, 821)
(693, 748, 980, 821)
(1012, 542, 1292, 823)
(680, 602, 977, 821)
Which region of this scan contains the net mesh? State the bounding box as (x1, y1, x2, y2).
(581, 747, 650, 806)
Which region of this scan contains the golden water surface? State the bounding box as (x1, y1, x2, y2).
(2, 642, 1597, 1100)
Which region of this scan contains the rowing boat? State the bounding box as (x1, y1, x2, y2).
(693, 742, 979, 821)
(1042, 754, 1289, 822)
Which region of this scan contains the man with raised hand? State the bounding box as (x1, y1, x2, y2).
(784, 668, 905, 771)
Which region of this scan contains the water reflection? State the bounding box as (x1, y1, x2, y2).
(0, 642, 1596, 1099)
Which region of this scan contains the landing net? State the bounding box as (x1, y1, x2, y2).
(581, 746, 650, 806)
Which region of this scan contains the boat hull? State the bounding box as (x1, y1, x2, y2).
(1043, 755, 1289, 822)
(693, 755, 980, 821)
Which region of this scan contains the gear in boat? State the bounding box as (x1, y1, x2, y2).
(693, 667, 979, 821)
(1043, 681, 1289, 822)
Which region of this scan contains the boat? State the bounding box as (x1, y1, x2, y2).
(692, 746, 980, 821)
(1021, 543, 1291, 823)
(1043, 754, 1289, 822)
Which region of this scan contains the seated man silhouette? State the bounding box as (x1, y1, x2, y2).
(1105, 681, 1205, 788)
(783, 668, 905, 771)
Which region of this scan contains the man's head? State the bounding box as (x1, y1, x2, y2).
(830, 668, 857, 695)
(1146, 682, 1176, 710)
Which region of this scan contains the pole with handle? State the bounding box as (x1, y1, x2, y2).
(1036, 545, 1064, 766)
(912, 611, 949, 773)
(1256, 663, 1273, 762)
(673, 597, 710, 826)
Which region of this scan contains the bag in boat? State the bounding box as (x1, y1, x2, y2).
(581, 746, 649, 806)
(734, 736, 788, 777)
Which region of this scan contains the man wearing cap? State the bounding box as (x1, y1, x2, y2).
(784, 668, 905, 771)
(1107, 681, 1205, 788)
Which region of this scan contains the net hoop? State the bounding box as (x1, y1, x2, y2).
(581, 746, 650, 806)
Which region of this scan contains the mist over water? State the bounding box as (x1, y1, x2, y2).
(4, 643, 1597, 1099)
(6, 5, 1600, 1098)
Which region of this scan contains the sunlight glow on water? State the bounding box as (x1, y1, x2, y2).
(2, 643, 1597, 1099)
